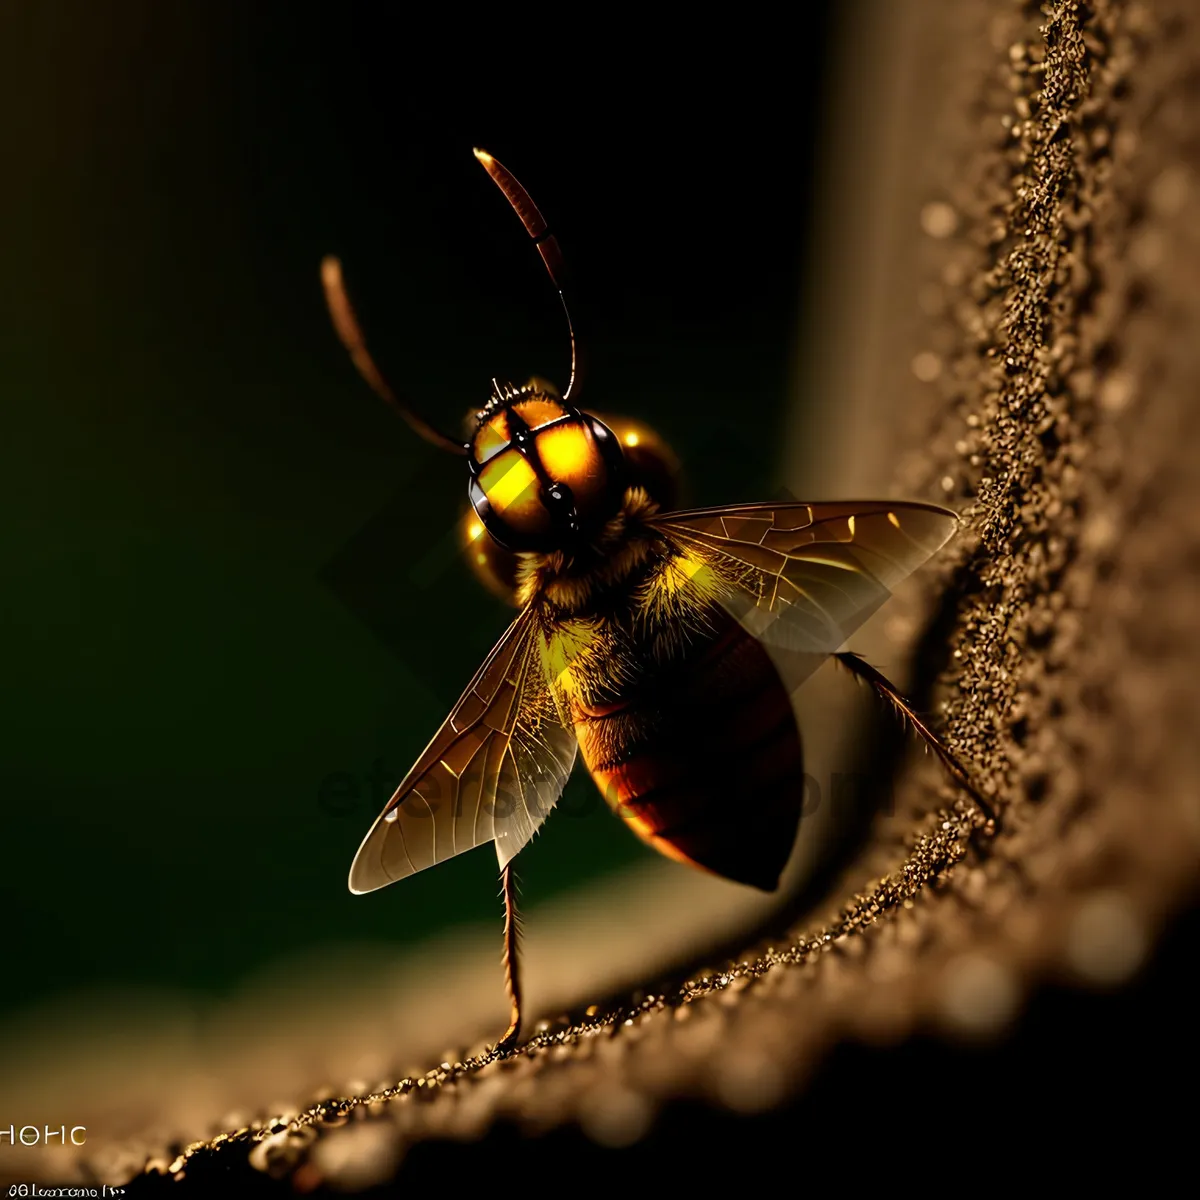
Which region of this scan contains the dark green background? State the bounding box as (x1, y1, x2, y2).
(2, 6, 834, 1021)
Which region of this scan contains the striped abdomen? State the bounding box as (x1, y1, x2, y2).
(572, 610, 804, 891)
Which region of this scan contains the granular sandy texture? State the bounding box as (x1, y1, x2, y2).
(15, 0, 1200, 1191)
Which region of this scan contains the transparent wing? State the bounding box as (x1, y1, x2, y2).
(348, 606, 577, 894)
(647, 500, 959, 696)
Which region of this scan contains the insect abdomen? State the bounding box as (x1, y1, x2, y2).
(573, 612, 804, 891)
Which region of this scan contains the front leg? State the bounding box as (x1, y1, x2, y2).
(495, 862, 523, 1053)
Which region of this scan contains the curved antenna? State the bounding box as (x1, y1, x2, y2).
(473, 148, 581, 401)
(320, 256, 468, 456)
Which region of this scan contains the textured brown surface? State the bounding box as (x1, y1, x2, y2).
(6, 0, 1199, 1190)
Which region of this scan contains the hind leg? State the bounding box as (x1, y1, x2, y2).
(834, 651, 998, 829)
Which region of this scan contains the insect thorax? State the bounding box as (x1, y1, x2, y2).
(529, 493, 739, 718)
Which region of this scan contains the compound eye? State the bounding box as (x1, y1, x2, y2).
(534, 423, 614, 526)
(535, 424, 595, 482)
(476, 449, 553, 542)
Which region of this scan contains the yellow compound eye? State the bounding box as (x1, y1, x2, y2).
(536, 423, 597, 483)
(535, 423, 615, 526)
(476, 449, 551, 538)
(468, 406, 643, 550)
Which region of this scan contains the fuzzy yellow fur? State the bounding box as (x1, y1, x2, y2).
(517, 487, 738, 716)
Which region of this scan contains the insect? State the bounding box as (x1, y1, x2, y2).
(322, 149, 994, 1052)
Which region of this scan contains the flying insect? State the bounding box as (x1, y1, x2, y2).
(322, 149, 993, 1051)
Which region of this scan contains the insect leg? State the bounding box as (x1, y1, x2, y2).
(834, 651, 998, 829)
(496, 862, 523, 1052)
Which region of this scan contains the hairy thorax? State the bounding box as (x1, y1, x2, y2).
(516, 488, 733, 719)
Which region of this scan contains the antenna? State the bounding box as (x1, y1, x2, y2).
(320, 255, 467, 456)
(473, 148, 581, 401)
